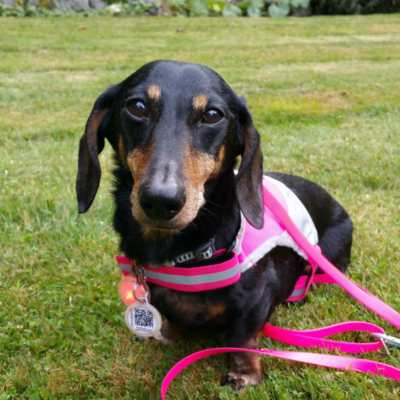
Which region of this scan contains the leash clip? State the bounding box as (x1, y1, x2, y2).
(371, 332, 400, 349)
(134, 266, 146, 286)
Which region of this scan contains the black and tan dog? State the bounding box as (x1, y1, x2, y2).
(76, 60, 353, 389)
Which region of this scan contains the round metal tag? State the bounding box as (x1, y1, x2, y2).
(124, 302, 162, 339)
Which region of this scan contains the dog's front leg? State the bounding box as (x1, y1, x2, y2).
(222, 331, 263, 391)
(222, 311, 272, 389)
(221, 285, 276, 391)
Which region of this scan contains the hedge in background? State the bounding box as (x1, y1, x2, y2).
(310, 0, 400, 14)
(270, 0, 400, 16)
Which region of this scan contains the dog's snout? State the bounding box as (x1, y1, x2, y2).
(140, 183, 186, 221)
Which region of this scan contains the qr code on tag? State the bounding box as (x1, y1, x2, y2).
(134, 307, 154, 330)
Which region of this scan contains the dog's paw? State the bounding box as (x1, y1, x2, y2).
(131, 332, 172, 345)
(152, 333, 173, 345)
(221, 371, 261, 391)
(158, 321, 182, 345)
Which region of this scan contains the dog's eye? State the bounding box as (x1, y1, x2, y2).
(126, 99, 149, 119)
(201, 108, 224, 124)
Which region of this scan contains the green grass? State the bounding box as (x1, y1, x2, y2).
(1, 15, 399, 400)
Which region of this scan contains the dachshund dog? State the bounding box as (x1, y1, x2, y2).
(76, 60, 353, 390)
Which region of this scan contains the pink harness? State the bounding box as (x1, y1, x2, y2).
(116, 178, 400, 398)
(117, 176, 319, 299)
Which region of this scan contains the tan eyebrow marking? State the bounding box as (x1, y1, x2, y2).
(147, 84, 161, 101)
(192, 94, 208, 111)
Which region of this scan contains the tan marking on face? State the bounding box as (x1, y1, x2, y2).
(126, 145, 155, 231)
(126, 146, 154, 184)
(164, 142, 226, 231)
(185, 147, 215, 188)
(174, 144, 214, 226)
(147, 84, 161, 101)
(184, 144, 225, 187)
(211, 144, 226, 178)
(141, 224, 178, 238)
(192, 94, 208, 111)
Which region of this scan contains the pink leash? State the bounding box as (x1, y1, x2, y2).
(263, 188, 400, 329)
(160, 187, 400, 398)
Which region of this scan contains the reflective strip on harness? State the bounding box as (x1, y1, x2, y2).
(116, 255, 243, 292)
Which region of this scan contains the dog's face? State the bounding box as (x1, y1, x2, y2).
(120, 62, 236, 235)
(76, 61, 264, 234)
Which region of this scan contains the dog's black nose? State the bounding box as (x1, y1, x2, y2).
(139, 184, 186, 221)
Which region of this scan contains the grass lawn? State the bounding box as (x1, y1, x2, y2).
(1, 14, 399, 400)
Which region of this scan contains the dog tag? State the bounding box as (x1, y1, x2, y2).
(125, 298, 163, 339)
(119, 275, 148, 306)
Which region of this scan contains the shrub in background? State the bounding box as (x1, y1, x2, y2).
(93, 0, 265, 16)
(267, 0, 310, 17)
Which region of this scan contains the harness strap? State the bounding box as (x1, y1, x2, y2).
(286, 272, 336, 302)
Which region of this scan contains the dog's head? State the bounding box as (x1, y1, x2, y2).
(76, 61, 263, 235)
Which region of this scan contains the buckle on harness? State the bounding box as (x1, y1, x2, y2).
(174, 238, 216, 264)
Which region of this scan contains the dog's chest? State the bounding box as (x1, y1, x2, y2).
(149, 285, 229, 328)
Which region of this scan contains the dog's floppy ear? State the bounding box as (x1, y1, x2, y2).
(76, 85, 120, 213)
(235, 99, 264, 229)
